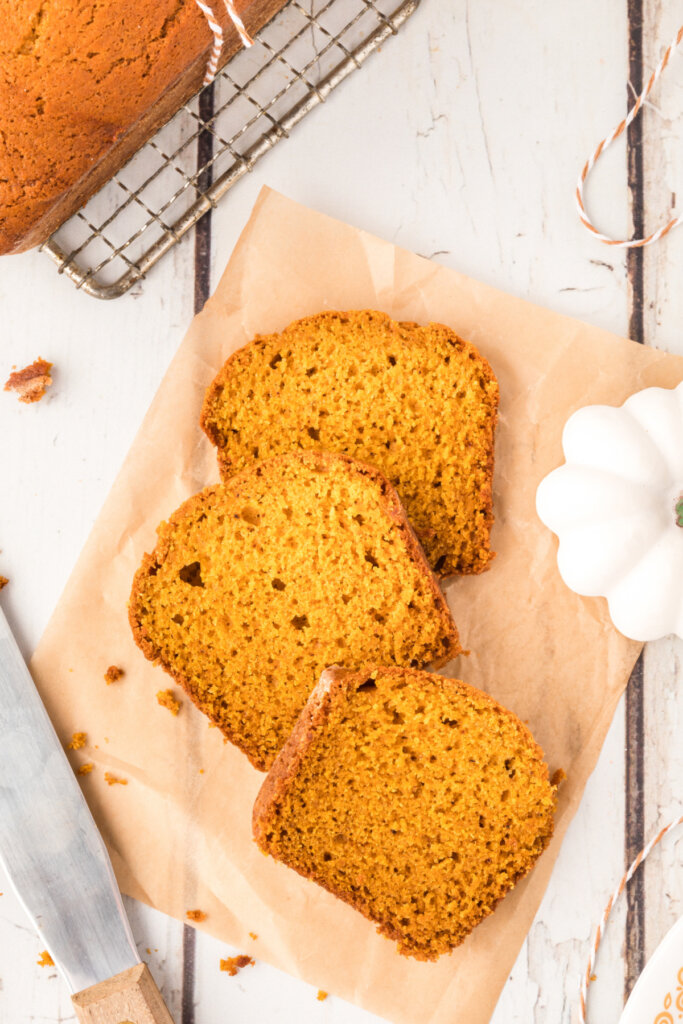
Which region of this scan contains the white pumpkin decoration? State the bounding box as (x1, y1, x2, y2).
(536, 380, 683, 642)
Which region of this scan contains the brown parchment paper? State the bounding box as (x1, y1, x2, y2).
(32, 188, 683, 1024)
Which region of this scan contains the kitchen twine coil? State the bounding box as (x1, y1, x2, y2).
(194, 0, 254, 85)
(579, 813, 683, 1023)
(577, 23, 683, 247)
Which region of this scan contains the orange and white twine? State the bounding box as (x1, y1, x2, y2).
(194, 0, 254, 86)
(579, 813, 683, 1023)
(577, 24, 683, 248)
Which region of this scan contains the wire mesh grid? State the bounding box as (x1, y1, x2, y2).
(41, 0, 420, 299)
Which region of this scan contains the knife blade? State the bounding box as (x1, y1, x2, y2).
(0, 604, 175, 1023)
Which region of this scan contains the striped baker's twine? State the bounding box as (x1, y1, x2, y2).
(194, 0, 254, 87)
(578, 813, 683, 1024)
(576, 23, 683, 248)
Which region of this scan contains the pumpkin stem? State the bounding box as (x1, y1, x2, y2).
(677, 496, 683, 528)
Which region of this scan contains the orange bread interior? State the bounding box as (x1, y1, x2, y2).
(129, 453, 461, 770)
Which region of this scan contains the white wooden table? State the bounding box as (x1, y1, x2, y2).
(1, 1, 682, 1021)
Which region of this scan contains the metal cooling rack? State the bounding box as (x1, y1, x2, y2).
(41, 0, 421, 299)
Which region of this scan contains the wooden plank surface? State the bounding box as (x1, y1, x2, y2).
(639, 0, 683, 978)
(0, 1, 682, 1022)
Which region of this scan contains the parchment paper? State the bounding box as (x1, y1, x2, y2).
(31, 188, 683, 1024)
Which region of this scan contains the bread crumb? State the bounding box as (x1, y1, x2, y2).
(37, 950, 54, 967)
(77, 763, 94, 776)
(67, 732, 87, 750)
(0, 576, 8, 592)
(156, 689, 181, 715)
(551, 768, 566, 787)
(317, 990, 328, 1002)
(199, 768, 205, 774)
(220, 955, 254, 976)
(186, 909, 207, 922)
(248, 932, 258, 940)
(5, 359, 53, 404)
(146, 947, 152, 955)
(104, 665, 124, 685)
(104, 772, 127, 786)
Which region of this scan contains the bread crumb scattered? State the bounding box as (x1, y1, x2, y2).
(104, 665, 124, 685)
(146, 947, 152, 955)
(5, 359, 53, 404)
(186, 909, 207, 922)
(104, 772, 127, 786)
(67, 732, 87, 750)
(248, 932, 258, 940)
(77, 763, 94, 776)
(156, 689, 181, 715)
(317, 990, 328, 1002)
(220, 955, 254, 976)
(37, 950, 54, 967)
(199, 768, 205, 774)
(0, 576, 8, 592)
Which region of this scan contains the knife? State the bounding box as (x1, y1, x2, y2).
(0, 605, 176, 1024)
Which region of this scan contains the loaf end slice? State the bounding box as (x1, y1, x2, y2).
(201, 309, 499, 577)
(129, 452, 461, 771)
(253, 665, 557, 959)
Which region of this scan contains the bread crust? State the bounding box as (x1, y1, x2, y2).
(252, 664, 556, 958)
(200, 309, 499, 579)
(129, 451, 461, 770)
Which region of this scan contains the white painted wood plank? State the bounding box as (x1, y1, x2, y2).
(190, 927, 390, 1024)
(494, 707, 628, 1024)
(639, 0, 683, 969)
(0, 170, 197, 1024)
(207, 0, 635, 1021)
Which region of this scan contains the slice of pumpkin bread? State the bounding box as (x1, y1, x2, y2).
(253, 666, 557, 959)
(129, 452, 461, 770)
(201, 309, 499, 577)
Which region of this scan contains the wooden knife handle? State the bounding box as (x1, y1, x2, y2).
(72, 963, 176, 1024)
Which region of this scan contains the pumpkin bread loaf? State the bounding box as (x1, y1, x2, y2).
(129, 452, 461, 770)
(0, 0, 287, 254)
(201, 310, 499, 577)
(253, 665, 557, 959)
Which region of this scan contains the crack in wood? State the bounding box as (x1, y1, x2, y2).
(625, 0, 646, 1001)
(181, 81, 215, 1024)
(624, 652, 645, 998)
(194, 84, 215, 317)
(181, 921, 197, 1024)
